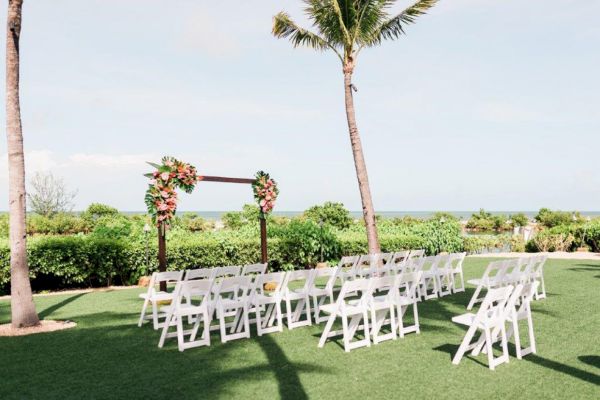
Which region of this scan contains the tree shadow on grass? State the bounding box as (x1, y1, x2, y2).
(433, 343, 600, 386)
(1, 309, 328, 399)
(38, 293, 87, 319)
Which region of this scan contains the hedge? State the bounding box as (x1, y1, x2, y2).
(0, 222, 462, 294)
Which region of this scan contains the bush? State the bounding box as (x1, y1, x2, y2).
(304, 202, 352, 229)
(0, 214, 8, 238)
(27, 213, 90, 235)
(277, 220, 341, 268)
(462, 235, 511, 254)
(466, 209, 510, 232)
(510, 213, 529, 227)
(91, 215, 133, 240)
(535, 208, 580, 228)
(221, 204, 260, 229)
(81, 203, 119, 221)
(526, 230, 575, 252)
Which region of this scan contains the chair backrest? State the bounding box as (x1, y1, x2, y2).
(421, 255, 440, 273)
(242, 263, 267, 276)
(533, 254, 548, 274)
(173, 279, 213, 309)
(338, 278, 372, 309)
(391, 250, 410, 265)
(338, 255, 359, 269)
(254, 272, 286, 297)
(408, 249, 425, 259)
(150, 271, 184, 294)
(184, 268, 215, 281)
(369, 275, 399, 302)
(518, 256, 536, 281)
(503, 259, 521, 283)
(406, 256, 425, 273)
(397, 271, 423, 301)
(214, 265, 242, 280)
(449, 252, 466, 271)
(311, 266, 339, 292)
(481, 260, 509, 285)
(475, 285, 515, 327)
(436, 254, 452, 271)
(283, 269, 313, 292)
(379, 252, 393, 266)
(215, 276, 253, 300)
(517, 281, 539, 311)
(356, 254, 380, 278)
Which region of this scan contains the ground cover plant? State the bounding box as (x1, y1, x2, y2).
(0, 258, 598, 399)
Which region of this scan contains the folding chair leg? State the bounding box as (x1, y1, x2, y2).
(318, 314, 336, 348)
(452, 325, 478, 365)
(152, 302, 159, 330)
(138, 299, 149, 327)
(484, 328, 495, 370)
(342, 315, 350, 352)
(177, 317, 185, 352)
(467, 285, 483, 310)
(158, 314, 172, 348)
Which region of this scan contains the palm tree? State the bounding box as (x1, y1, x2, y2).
(6, 0, 39, 328)
(273, 0, 437, 253)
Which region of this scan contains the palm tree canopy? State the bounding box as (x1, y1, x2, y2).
(273, 0, 437, 67)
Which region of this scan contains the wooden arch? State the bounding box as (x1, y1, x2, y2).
(157, 175, 268, 277)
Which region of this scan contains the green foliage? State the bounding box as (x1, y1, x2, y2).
(535, 208, 580, 228)
(0, 214, 8, 238)
(466, 209, 510, 232)
(91, 215, 134, 240)
(222, 204, 261, 229)
(462, 235, 511, 254)
(174, 213, 214, 232)
(526, 226, 576, 252)
(303, 202, 352, 229)
(510, 235, 526, 252)
(27, 213, 90, 235)
(510, 213, 529, 227)
(276, 220, 341, 267)
(81, 203, 119, 221)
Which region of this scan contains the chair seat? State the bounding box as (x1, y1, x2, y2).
(219, 299, 247, 309)
(160, 303, 206, 316)
(308, 287, 329, 296)
(139, 291, 173, 301)
(452, 312, 476, 326)
(467, 278, 483, 286)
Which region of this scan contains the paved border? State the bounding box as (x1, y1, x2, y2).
(469, 251, 600, 260)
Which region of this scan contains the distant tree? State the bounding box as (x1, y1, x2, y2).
(27, 172, 77, 217)
(535, 208, 580, 228)
(273, 0, 438, 254)
(304, 202, 352, 229)
(510, 213, 529, 227)
(222, 204, 261, 229)
(82, 203, 119, 221)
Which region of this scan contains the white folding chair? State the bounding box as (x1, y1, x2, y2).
(500, 259, 522, 286)
(390, 250, 410, 274)
(318, 278, 372, 352)
(420, 256, 441, 300)
(241, 263, 267, 277)
(158, 279, 213, 351)
(184, 268, 215, 281)
(356, 254, 380, 278)
(532, 255, 548, 300)
(408, 249, 425, 259)
(466, 260, 509, 310)
(213, 265, 242, 281)
(309, 267, 340, 323)
(449, 252, 467, 293)
(476, 281, 540, 360)
(395, 271, 423, 337)
(282, 270, 313, 329)
(138, 270, 184, 330)
(249, 272, 286, 335)
(451, 285, 517, 370)
(213, 276, 253, 343)
(336, 255, 360, 283)
(434, 254, 453, 297)
(368, 275, 399, 344)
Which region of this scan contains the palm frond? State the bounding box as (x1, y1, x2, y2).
(273, 12, 331, 51)
(364, 0, 438, 46)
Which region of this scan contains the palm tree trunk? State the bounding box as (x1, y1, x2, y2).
(343, 69, 380, 254)
(6, 0, 39, 328)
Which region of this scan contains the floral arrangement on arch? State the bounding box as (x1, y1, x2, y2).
(144, 156, 199, 226)
(253, 171, 279, 219)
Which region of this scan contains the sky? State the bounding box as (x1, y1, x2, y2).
(0, 0, 599, 212)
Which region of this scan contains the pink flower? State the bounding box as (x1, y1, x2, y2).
(160, 172, 170, 181)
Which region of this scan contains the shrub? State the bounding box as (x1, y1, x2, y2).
(510, 213, 529, 227)
(462, 235, 511, 254)
(91, 215, 133, 240)
(221, 204, 260, 229)
(304, 202, 352, 230)
(0, 214, 8, 238)
(535, 208, 581, 228)
(277, 220, 341, 268)
(526, 230, 575, 252)
(510, 235, 526, 252)
(27, 213, 90, 235)
(466, 209, 510, 232)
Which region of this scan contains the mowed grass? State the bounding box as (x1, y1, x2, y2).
(1, 258, 599, 400)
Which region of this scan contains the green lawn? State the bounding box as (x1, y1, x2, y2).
(1, 258, 599, 399)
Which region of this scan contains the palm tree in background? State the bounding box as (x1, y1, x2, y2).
(273, 0, 437, 253)
(6, 0, 40, 328)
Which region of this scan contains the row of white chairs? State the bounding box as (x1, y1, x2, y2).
(452, 255, 547, 370)
(452, 281, 539, 370)
(466, 255, 547, 310)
